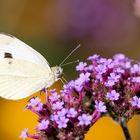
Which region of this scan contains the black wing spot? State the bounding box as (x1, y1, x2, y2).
(4, 52, 13, 58)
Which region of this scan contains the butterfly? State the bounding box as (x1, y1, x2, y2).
(0, 33, 80, 100)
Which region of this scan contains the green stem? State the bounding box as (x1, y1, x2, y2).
(120, 120, 131, 140)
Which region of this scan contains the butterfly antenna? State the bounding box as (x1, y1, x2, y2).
(61, 60, 79, 67)
(59, 44, 81, 66)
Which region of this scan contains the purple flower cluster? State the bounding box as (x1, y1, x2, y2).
(86, 54, 140, 121)
(20, 54, 140, 140)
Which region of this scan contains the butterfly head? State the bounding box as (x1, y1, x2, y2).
(51, 66, 63, 78)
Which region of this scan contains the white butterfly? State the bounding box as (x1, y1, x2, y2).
(0, 33, 66, 100)
(0, 33, 80, 100)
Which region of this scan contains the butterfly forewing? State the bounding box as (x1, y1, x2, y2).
(0, 33, 54, 100)
(0, 33, 51, 70)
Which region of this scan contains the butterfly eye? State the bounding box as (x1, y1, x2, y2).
(55, 67, 63, 77)
(56, 69, 61, 75)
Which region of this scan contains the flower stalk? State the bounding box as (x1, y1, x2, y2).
(120, 120, 131, 140)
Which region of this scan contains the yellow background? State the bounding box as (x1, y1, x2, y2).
(0, 0, 140, 140)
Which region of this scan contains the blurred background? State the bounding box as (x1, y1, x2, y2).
(0, 0, 140, 139)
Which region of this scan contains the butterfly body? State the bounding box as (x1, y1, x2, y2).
(0, 33, 63, 100)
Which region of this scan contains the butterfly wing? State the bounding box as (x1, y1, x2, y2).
(0, 33, 51, 70)
(0, 75, 46, 100)
(0, 33, 54, 100)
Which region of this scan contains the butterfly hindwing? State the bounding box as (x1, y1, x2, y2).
(0, 75, 47, 100)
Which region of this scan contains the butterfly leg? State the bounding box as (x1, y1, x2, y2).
(40, 87, 48, 95)
(62, 76, 68, 83)
(59, 78, 65, 85)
